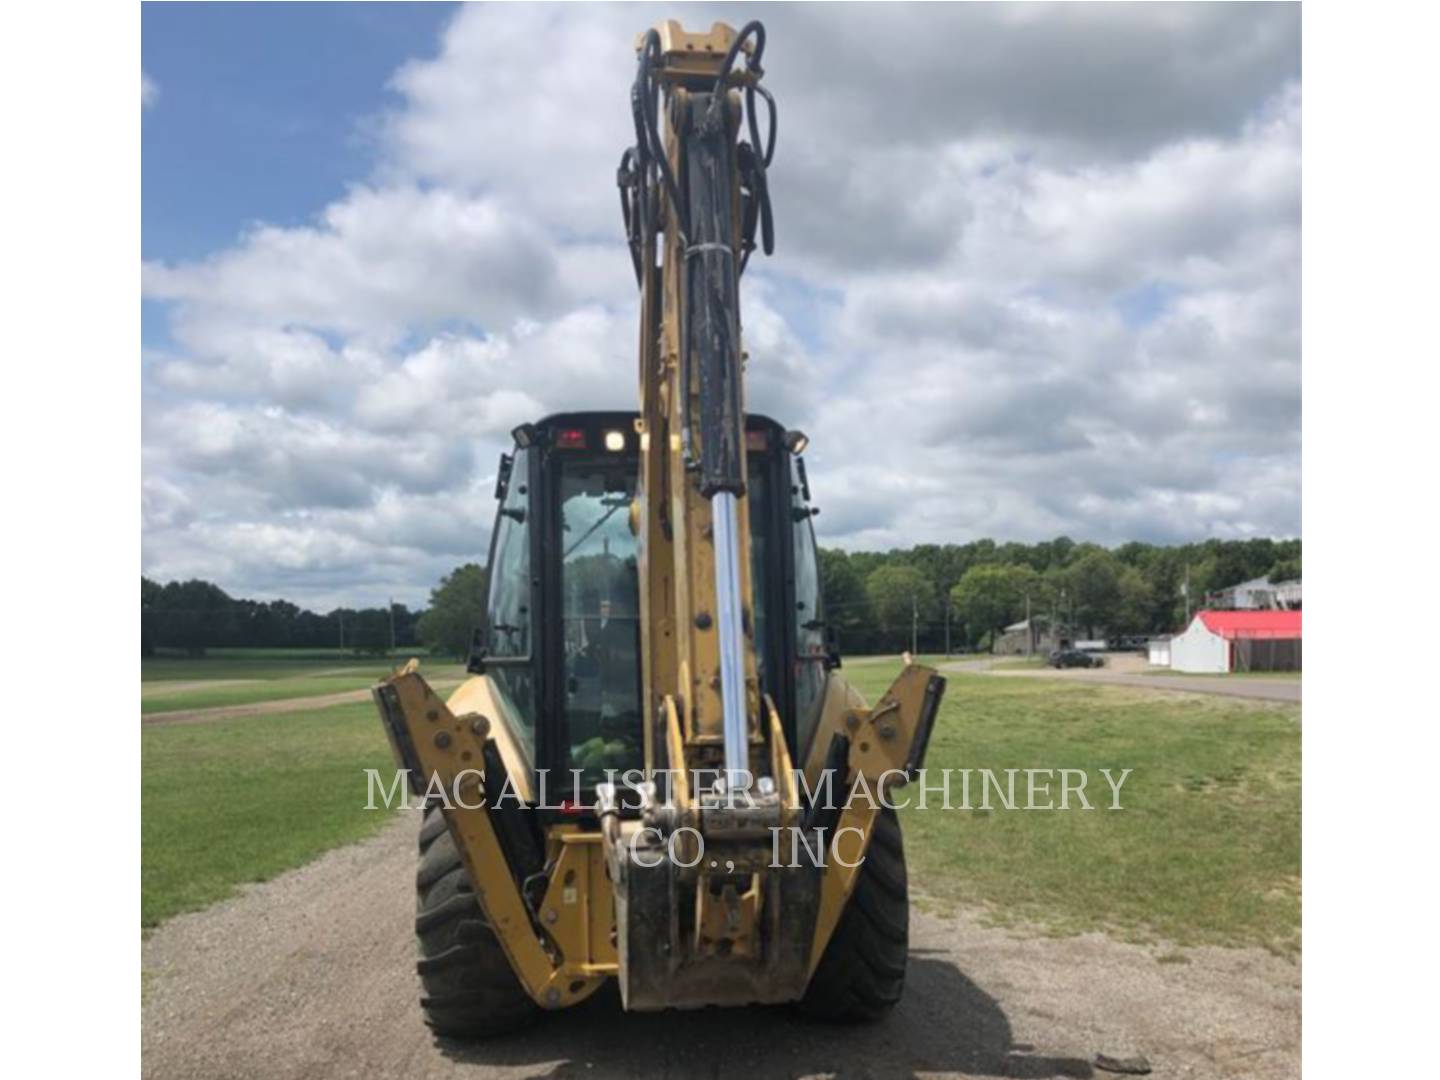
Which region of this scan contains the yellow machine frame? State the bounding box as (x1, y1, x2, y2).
(374, 20, 946, 1014)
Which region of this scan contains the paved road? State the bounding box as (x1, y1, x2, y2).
(1065, 672, 1300, 703)
(142, 815, 1300, 1080)
(940, 659, 1301, 703)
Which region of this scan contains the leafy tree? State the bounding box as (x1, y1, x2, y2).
(417, 563, 489, 659)
(950, 563, 1041, 648)
(348, 608, 393, 656)
(1210, 544, 1255, 592)
(390, 602, 420, 648)
(1186, 555, 1220, 607)
(141, 577, 162, 656)
(864, 564, 934, 651)
(152, 579, 236, 656)
(1139, 549, 1184, 630)
(817, 548, 871, 651)
(1269, 556, 1301, 582)
(1115, 566, 1156, 634)
(1063, 550, 1122, 636)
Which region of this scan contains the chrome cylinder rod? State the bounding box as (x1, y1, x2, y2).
(711, 490, 749, 792)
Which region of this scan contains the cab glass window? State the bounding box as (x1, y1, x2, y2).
(558, 460, 644, 785)
(487, 448, 535, 752)
(747, 458, 770, 696)
(791, 457, 827, 754)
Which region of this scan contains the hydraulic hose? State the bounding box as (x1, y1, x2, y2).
(633, 29, 685, 242)
(620, 22, 777, 282)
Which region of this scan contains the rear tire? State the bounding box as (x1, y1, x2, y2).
(415, 805, 539, 1038)
(796, 806, 909, 1021)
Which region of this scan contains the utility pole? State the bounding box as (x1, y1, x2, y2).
(388, 597, 396, 655)
(1026, 593, 1033, 656)
(944, 600, 952, 658)
(1183, 565, 1191, 625)
(911, 595, 918, 658)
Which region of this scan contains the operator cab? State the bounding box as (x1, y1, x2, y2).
(475, 411, 832, 805)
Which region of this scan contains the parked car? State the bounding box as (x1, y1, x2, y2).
(1106, 635, 1150, 653)
(1048, 648, 1105, 669)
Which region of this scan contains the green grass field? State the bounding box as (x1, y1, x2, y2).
(140, 655, 467, 713)
(141, 701, 400, 927)
(844, 653, 958, 668)
(140, 654, 1300, 957)
(846, 663, 1301, 954)
(143, 656, 386, 682)
(142, 673, 382, 714)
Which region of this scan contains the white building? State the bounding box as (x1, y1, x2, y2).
(1169, 610, 1303, 673)
(1207, 575, 1302, 611)
(1273, 580, 1302, 609)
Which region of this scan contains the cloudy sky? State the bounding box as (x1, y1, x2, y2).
(142, 2, 1300, 610)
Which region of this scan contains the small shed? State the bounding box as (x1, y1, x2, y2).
(1170, 610, 1302, 673)
(993, 618, 1059, 656)
(1147, 635, 1172, 667)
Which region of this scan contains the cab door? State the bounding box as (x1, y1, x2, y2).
(787, 455, 829, 761)
(483, 446, 538, 762)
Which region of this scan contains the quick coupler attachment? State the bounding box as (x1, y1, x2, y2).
(596, 780, 820, 1010)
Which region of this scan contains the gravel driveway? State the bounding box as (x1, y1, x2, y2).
(941, 658, 1302, 703)
(142, 814, 1300, 1079)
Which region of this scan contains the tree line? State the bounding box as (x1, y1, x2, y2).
(822, 535, 1300, 655)
(142, 564, 490, 658)
(142, 535, 1297, 658)
(141, 577, 423, 657)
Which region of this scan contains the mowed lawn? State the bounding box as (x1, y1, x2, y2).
(846, 662, 1301, 955)
(141, 655, 466, 714)
(141, 653, 1299, 959)
(142, 650, 387, 681)
(141, 701, 401, 926)
(142, 673, 381, 714)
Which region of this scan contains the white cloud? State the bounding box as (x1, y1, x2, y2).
(143, 186, 574, 343)
(142, 4, 1301, 608)
(142, 71, 159, 110)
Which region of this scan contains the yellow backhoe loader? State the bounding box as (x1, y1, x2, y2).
(374, 19, 946, 1034)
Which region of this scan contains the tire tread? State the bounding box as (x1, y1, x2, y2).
(796, 807, 910, 1022)
(413, 806, 538, 1038)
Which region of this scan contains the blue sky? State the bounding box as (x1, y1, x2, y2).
(141, 4, 1300, 609)
(143, 3, 453, 263)
(142, 3, 456, 350)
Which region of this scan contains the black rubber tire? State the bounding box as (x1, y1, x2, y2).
(415, 805, 539, 1038)
(796, 807, 909, 1021)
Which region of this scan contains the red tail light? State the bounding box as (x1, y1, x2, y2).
(555, 428, 587, 450)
